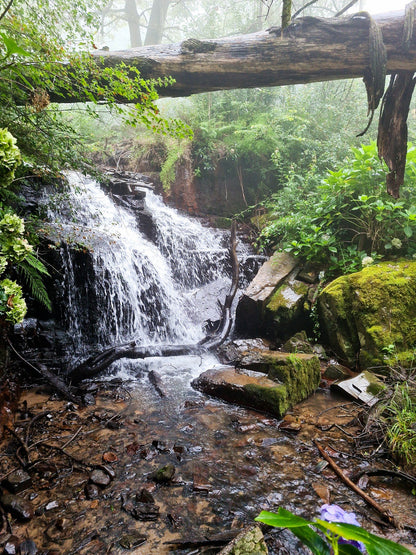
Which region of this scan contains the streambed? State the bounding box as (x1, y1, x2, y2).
(2, 368, 416, 554)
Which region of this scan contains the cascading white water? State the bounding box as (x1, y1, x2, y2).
(46, 173, 233, 365)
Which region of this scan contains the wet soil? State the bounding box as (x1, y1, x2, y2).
(1, 369, 416, 554)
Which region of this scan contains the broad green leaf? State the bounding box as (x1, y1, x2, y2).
(0, 34, 31, 57)
(255, 508, 313, 528)
(291, 524, 331, 555)
(315, 521, 413, 555)
(404, 225, 413, 238)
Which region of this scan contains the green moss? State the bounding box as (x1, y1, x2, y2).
(319, 261, 416, 369)
(245, 383, 289, 417)
(265, 354, 320, 406)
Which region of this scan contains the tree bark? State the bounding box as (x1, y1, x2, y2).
(125, 0, 142, 48)
(144, 0, 170, 46)
(83, 11, 416, 99)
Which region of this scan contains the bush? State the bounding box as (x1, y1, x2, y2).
(258, 142, 416, 277)
(0, 128, 21, 187)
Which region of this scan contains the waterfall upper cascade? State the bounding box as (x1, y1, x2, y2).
(46, 173, 246, 377)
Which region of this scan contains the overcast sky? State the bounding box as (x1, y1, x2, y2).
(364, 0, 407, 13)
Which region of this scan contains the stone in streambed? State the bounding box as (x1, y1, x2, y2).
(0, 494, 34, 520)
(89, 469, 111, 488)
(3, 469, 32, 493)
(150, 464, 175, 483)
(119, 532, 147, 549)
(219, 524, 268, 554)
(192, 352, 320, 418)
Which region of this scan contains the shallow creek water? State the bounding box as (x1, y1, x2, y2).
(3, 362, 416, 554)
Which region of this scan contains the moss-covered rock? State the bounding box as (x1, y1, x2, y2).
(219, 524, 268, 554)
(318, 261, 416, 369)
(192, 351, 320, 418)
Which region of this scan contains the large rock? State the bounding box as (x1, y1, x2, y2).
(192, 351, 320, 418)
(318, 261, 416, 369)
(235, 252, 298, 336)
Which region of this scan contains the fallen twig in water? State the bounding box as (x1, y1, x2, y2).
(314, 440, 400, 528)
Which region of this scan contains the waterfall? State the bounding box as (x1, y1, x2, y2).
(46, 173, 235, 367)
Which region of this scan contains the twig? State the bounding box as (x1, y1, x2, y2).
(317, 402, 358, 417)
(25, 410, 50, 446)
(315, 441, 400, 528)
(0, 0, 14, 23)
(335, 0, 359, 17)
(293, 0, 318, 19)
(4, 425, 31, 464)
(61, 425, 82, 449)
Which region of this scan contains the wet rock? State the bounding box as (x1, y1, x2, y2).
(193, 352, 320, 418)
(323, 362, 351, 380)
(264, 273, 312, 340)
(45, 501, 59, 511)
(121, 492, 160, 521)
(19, 539, 38, 555)
(89, 469, 111, 488)
(0, 494, 34, 520)
(282, 331, 314, 354)
(96, 464, 116, 480)
(236, 252, 298, 336)
(150, 464, 176, 483)
(218, 338, 273, 365)
(83, 393, 96, 406)
(119, 532, 147, 549)
(219, 524, 268, 554)
(102, 451, 118, 463)
(152, 440, 170, 453)
(3, 536, 19, 555)
(3, 469, 32, 493)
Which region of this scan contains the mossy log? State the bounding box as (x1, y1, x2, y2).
(52, 11, 416, 100)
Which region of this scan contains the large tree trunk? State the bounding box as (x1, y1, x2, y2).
(144, 0, 170, 46)
(125, 0, 142, 48)
(84, 11, 416, 98)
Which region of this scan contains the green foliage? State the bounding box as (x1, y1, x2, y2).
(160, 140, 189, 192)
(0, 128, 21, 187)
(255, 507, 413, 555)
(383, 383, 416, 465)
(258, 142, 416, 277)
(0, 278, 27, 323)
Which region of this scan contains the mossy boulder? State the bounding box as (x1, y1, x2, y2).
(318, 261, 416, 369)
(264, 275, 311, 339)
(192, 352, 320, 418)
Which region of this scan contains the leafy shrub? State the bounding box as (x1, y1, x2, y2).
(0, 278, 27, 323)
(0, 128, 21, 187)
(258, 142, 416, 276)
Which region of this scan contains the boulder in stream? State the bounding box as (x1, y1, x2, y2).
(192, 351, 320, 418)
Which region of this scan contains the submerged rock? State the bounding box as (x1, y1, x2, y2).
(192, 351, 320, 418)
(318, 261, 416, 369)
(150, 464, 176, 483)
(0, 494, 34, 521)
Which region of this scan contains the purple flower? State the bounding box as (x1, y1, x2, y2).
(320, 504, 366, 553)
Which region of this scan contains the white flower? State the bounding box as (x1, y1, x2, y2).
(362, 256, 374, 267)
(391, 237, 402, 249)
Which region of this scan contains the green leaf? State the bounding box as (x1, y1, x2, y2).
(338, 545, 363, 555)
(291, 524, 330, 555)
(404, 225, 413, 238)
(0, 34, 31, 57)
(315, 521, 414, 555)
(255, 508, 313, 528)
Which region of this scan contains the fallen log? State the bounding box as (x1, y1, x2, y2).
(68, 221, 239, 383)
(48, 11, 416, 101)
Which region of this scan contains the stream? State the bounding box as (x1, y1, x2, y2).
(2, 174, 416, 554)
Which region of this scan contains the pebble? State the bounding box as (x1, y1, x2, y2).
(4, 469, 32, 493)
(89, 469, 111, 487)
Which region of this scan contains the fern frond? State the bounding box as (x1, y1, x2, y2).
(17, 261, 52, 311)
(24, 253, 50, 275)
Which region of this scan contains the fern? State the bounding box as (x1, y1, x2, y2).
(24, 253, 50, 275)
(17, 258, 52, 312)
